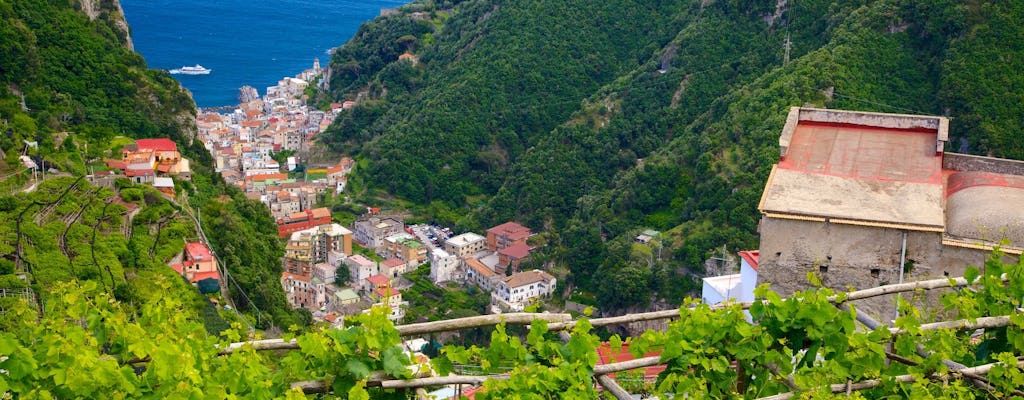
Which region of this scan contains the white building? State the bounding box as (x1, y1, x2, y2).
(444, 232, 486, 259)
(491, 270, 557, 312)
(345, 254, 378, 290)
(429, 248, 460, 284)
(701, 250, 759, 306)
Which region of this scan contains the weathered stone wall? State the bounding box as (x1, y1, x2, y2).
(757, 217, 1007, 319)
(943, 152, 1024, 176)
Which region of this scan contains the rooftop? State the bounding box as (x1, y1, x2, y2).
(135, 138, 178, 152)
(501, 270, 554, 288)
(760, 107, 947, 231)
(381, 258, 405, 269)
(335, 288, 360, 302)
(447, 232, 485, 247)
(346, 254, 375, 266)
(465, 257, 494, 277)
(703, 274, 742, 298)
(487, 221, 532, 241)
(498, 241, 532, 259)
(366, 274, 390, 286)
(738, 250, 759, 272)
(185, 242, 213, 261)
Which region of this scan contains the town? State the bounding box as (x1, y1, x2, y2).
(184, 59, 557, 327)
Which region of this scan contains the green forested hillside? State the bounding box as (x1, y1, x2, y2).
(0, 0, 306, 329)
(323, 0, 1024, 311)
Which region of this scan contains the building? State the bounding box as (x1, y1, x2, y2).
(385, 234, 426, 264)
(364, 274, 390, 295)
(370, 286, 407, 322)
(345, 254, 378, 288)
(444, 232, 487, 259)
(701, 250, 759, 307)
(491, 270, 557, 312)
(497, 241, 532, 274)
(152, 177, 175, 198)
(283, 230, 315, 276)
(757, 107, 1022, 317)
(353, 217, 404, 249)
(276, 207, 332, 237)
(317, 223, 353, 259)
(465, 257, 500, 291)
(429, 248, 461, 284)
(281, 272, 317, 310)
(171, 241, 220, 283)
(380, 257, 408, 279)
(313, 262, 339, 285)
(486, 222, 532, 251)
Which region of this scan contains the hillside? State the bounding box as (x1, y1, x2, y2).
(0, 0, 306, 329)
(321, 0, 1024, 311)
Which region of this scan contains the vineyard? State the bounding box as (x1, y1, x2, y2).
(0, 251, 1021, 399)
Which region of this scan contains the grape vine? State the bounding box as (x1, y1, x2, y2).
(0, 252, 1021, 399)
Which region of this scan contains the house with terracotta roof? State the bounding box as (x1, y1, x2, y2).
(757, 107, 1024, 317)
(364, 274, 390, 295)
(491, 270, 556, 312)
(497, 241, 532, 273)
(464, 257, 501, 291)
(369, 286, 407, 322)
(170, 242, 220, 284)
(486, 221, 532, 251)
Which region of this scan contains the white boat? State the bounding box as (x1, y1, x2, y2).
(169, 64, 211, 75)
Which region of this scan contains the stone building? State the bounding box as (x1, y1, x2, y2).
(757, 107, 1022, 318)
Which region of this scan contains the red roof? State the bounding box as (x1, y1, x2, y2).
(595, 342, 665, 382)
(125, 168, 154, 177)
(282, 271, 311, 283)
(191, 270, 220, 283)
(170, 263, 184, 274)
(487, 221, 532, 241)
(498, 242, 532, 259)
(185, 242, 213, 262)
(105, 159, 126, 170)
(366, 274, 389, 286)
(375, 287, 401, 298)
(738, 250, 760, 272)
(382, 258, 405, 269)
(135, 138, 178, 152)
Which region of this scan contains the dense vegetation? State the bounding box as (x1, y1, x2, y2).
(322, 0, 1024, 312)
(0, 0, 305, 329)
(0, 254, 1021, 398)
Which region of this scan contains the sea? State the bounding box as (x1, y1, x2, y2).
(120, 0, 409, 108)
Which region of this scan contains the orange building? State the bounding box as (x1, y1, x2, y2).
(486, 221, 532, 251)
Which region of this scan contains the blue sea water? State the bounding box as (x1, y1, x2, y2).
(120, 0, 408, 108)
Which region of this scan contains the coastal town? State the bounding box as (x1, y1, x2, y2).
(182, 59, 557, 327)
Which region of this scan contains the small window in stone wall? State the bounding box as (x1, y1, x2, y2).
(819, 265, 828, 274)
(870, 268, 880, 278)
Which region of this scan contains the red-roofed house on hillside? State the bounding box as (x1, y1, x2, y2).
(497, 241, 532, 273)
(276, 207, 332, 237)
(486, 221, 532, 251)
(171, 242, 220, 283)
(134, 138, 180, 162)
